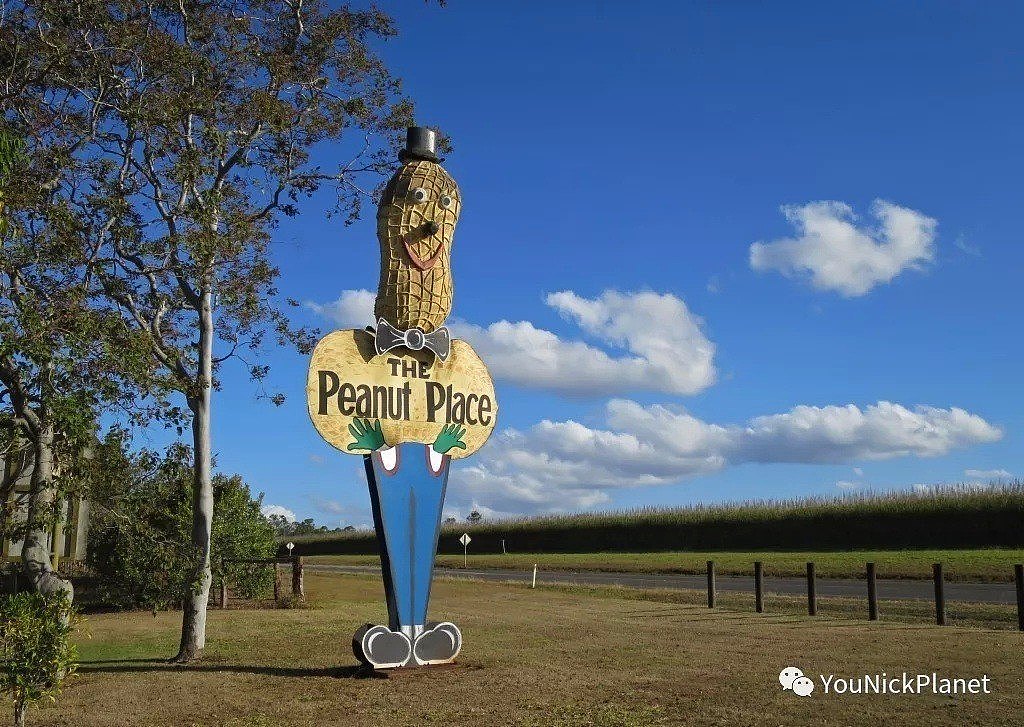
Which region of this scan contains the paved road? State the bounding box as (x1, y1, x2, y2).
(308, 564, 1019, 605)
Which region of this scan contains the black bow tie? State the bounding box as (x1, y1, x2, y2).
(373, 318, 451, 362)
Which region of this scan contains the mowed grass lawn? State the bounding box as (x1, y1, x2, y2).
(307, 548, 1024, 581)
(28, 572, 1024, 727)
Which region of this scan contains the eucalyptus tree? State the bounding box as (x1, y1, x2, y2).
(0, 128, 154, 603)
(2, 0, 417, 661)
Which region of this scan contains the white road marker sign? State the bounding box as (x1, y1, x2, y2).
(460, 533, 471, 568)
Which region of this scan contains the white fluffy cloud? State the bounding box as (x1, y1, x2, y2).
(308, 289, 716, 397)
(453, 291, 714, 396)
(305, 289, 375, 328)
(261, 504, 296, 521)
(448, 400, 1001, 512)
(964, 468, 1012, 480)
(749, 200, 937, 296)
(729, 401, 999, 463)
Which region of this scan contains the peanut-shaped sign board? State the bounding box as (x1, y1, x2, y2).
(307, 328, 496, 458)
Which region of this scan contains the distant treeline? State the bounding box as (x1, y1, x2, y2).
(279, 484, 1024, 556)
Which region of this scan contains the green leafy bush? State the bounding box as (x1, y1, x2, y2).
(87, 433, 277, 610)
(0, 592, 77, 727)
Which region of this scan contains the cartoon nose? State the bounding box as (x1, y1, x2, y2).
(422, 220, 439, 236)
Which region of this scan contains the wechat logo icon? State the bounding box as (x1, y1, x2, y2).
(780, 666, 815, 697)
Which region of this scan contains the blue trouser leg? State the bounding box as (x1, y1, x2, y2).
(410, 458, 448, 626)
(366, 444, 450, 632)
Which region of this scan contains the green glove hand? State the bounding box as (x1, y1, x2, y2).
(347, 418, 386, 451)
(432, 423, 467, 455)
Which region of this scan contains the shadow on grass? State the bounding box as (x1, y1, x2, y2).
(77, 659, 387, 679)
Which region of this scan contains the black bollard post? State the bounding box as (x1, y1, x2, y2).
(1015, 564, 1024, 632)
(707, 560, 716, 609)
(933, 563, 946, 626)
(754, 561, 764, 613)
(867, 562, 878, 621)
(806, 562, 817, 616)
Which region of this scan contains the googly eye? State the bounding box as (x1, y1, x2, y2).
(410, 187, 428, 203)
(439, 194, 453, 209)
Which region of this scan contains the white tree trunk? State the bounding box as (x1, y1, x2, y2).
(21, 429, 54, 566)
(20, 419, 74, 610)
(174, 287, 215, 663)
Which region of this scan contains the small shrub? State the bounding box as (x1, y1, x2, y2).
(275, 594, 309, 610)
(0, 592, 78, 727)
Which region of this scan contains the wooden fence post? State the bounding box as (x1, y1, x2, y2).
(1014, 564, 1024, 632)
(866, 562, 878, 621)
(706, 560, 716, 608)
(219, 558, 227, 608)
(933, 563, 946, 626)
(292, 555, 304, 598)
(806, 562, 816, 616)
(754, 561, 764, 613)
(273, 561, 280, 601)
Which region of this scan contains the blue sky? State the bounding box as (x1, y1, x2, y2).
(195, 2, 1021, 524)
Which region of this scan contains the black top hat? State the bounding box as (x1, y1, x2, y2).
(399, 126, 441, 163)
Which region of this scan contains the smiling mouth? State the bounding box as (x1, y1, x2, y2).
(403, 221, 444, 271)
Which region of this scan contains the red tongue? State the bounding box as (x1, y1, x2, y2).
(404, 239, 443, 271)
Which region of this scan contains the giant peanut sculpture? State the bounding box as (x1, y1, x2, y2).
(307, 127, 497, 669)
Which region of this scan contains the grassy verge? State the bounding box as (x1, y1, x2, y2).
(480, 575, 1021, 631)
(35, 572, 1024, 726)
(306, 548, 1024, 581)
